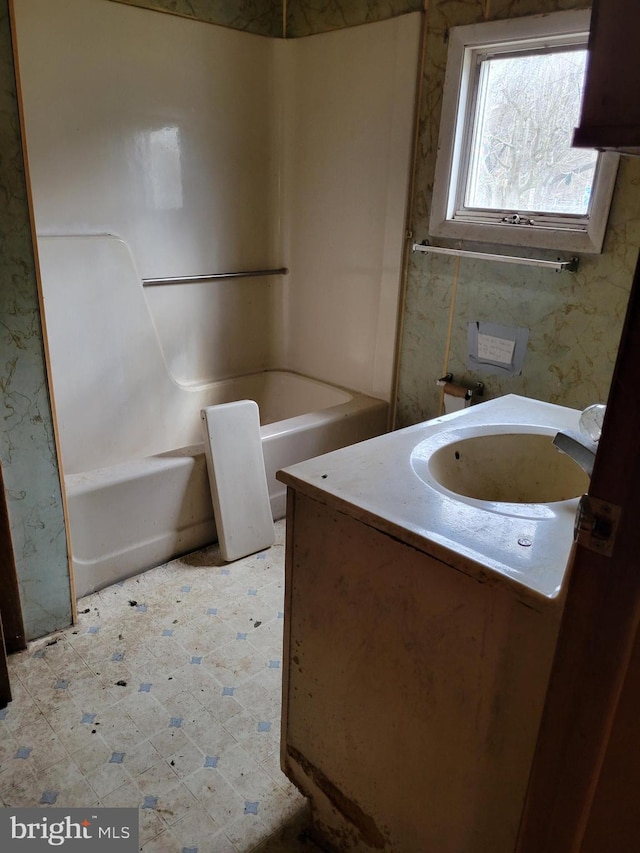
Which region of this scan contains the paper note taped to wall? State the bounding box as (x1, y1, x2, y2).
(467, 322, 529, 375)
(477, 333, 515, 365)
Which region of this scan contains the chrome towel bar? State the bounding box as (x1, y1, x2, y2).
(142, 267, 288, 286)
(412, 242, 579, 273)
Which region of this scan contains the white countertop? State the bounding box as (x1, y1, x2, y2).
(277, 395, 585, 607)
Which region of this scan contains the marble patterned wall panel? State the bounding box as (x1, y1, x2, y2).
(109, 0, 282, 36)
(286, 0, 423, 37)
(0, 1, 71, 640)
(396, 0, 640, 427)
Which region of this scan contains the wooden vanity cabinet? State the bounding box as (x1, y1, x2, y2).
(281, 488, 561, 853)
(574, 0, 640, 153)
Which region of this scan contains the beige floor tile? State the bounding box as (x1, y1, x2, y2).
(170, 807, 220, 845)
(155, 780, 199, 826)
(101, 779, 144, 808)
(141, 827, 182, 852)
(184, 767, 246, 828)
(0, 773, 46, 807)
(136, 761, 182, 798)
(0, 759, 38, 796)
(123, 740, 163, 778)
(224, 813, 275, 852)
(69, 735, 114, 775)
(85, 760, 136, 799)
(148, 727, 191, 761)
(164, 740, 206, 780)
(139, 807, 170, 846)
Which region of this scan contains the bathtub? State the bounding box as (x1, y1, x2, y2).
(36, 236, 389, 597)
(66, 370, 388, 597)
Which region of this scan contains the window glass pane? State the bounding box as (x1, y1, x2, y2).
(464, 48, 598, 215)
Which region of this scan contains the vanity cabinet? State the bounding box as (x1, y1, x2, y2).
(280, 488, 561, 853)
(573, 0, 640, 152)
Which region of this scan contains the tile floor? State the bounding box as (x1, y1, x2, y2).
(1, 521, 319, 852)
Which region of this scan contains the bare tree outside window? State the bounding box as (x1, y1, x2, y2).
(465, 48, 598, 215)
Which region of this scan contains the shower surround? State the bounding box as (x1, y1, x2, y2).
(12, 0, 420, 595)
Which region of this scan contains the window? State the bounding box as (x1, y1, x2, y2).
(430, 10, 619, 254)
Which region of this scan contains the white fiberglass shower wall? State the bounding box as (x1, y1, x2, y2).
(14, 0, 420, 402)
(14, 0, 283, 390)
(279, 17, 421, 400)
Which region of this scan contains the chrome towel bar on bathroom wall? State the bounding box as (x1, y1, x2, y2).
(412, 242, 579, 273)
(142, 267, 289, 286)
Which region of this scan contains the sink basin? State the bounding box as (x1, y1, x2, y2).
(413, 429, 589, 504)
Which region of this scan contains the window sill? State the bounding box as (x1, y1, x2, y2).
(429, 216, 608, 255)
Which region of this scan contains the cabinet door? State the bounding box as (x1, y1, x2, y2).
(574, 0, 640, 152)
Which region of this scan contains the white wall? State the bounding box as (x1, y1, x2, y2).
(14, 0, 420, 402)
(279, 15, 421, 400)
(15, 0, 280, 277)
(14, 0, 282, 386)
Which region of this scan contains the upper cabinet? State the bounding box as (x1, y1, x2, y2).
(574, 0, 640, 153)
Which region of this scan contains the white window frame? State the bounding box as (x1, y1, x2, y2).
(429, 10, 619, 254)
